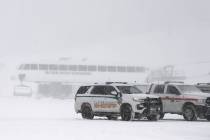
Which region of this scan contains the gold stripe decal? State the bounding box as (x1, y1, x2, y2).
(94, 103, 117, 108)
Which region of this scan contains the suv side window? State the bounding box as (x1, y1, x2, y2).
(104, 86, 116, 95)
(91, 86, 116, 95)
(153, 85, 165, 94)
(166, 85, 180, 95)
(76, 86, 90, 94)
(91, 86, 107, 95)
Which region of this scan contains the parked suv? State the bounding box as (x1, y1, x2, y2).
(148, 81, 210, 121)
(74, 82, 161, 121)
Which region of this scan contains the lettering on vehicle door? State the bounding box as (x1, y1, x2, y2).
(94, 101, 117, 109)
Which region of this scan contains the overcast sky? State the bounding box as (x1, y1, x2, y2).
(0, 0, 210, 67)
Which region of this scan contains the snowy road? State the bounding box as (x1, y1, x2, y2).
(0, 97, 209, 140)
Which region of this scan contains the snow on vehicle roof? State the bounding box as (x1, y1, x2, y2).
(80, 82, 134, 87)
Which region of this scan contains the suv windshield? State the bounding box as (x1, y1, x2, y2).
(177, 85, 202, 94)
(117, 86, 142, 94)
(135, 85, 149, 93)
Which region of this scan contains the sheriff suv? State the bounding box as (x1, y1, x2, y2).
(74, 82, 161, 121)
(148, 81, 210, 121)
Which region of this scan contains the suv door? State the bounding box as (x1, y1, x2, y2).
(151, 84, 167, 112)
(90, 86, 119, 112)
(165, 85, 182, 113)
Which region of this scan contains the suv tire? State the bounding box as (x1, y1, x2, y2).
(107, 116, 118, 120)
(120, 105, 134, 121)
(81, 105, 94, 120)
(183, 105, 197, 121)
(147, 115, 159, 121)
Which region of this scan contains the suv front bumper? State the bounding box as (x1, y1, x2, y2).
(135, 98, 161, 117)
(196, 105, 210, 118)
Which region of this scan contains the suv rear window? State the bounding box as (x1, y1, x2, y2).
(76, 86, 90, 94)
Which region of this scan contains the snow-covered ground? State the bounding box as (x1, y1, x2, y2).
(0, 97, 209, 140)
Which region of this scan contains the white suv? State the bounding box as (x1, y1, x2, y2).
(148, 81, 210, 121)
(74, 82, 161, 121)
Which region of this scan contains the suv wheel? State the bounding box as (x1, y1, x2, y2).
(107, 116, 118, 120)
(120, 105, 134, 121)
(183, 105, 197, 121)
(81, 105, 94, 120)
(206, 115, 210, 121)
(147, 115, 159, 121)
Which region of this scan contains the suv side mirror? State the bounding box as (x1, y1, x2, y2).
(111, 91, 118, 96)
(116, 92, 122, 98)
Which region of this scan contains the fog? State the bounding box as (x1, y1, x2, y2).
(0, 0, 210, 67)
(1, 1, 210, 140)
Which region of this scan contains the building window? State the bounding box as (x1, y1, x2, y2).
(78, 65, 87, 71)
(87, 65, 97, 72)
(49, 64, 58, 70)
(127, 66, 135, 72)
(107, 66, 116, 72)
(69, 65, 77, 71)
(117, 66, 126, 72)
(39, 64, 48, 70)
(23, 64, 30, 70)
(18, 64, 24, 70)
(136, 67, 146, 73)
(31, 64, 38, 70)
(59, 65, 68, 71)
(98, 65, 107, 72)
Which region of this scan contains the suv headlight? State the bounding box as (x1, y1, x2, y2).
(197, 99, 206, 104)
(133, 98, 144, 102)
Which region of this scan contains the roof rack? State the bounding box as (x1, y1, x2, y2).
(105, 82, 128, 84)
(197, 83, 210, 85)
(164, 81, 184, 84)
